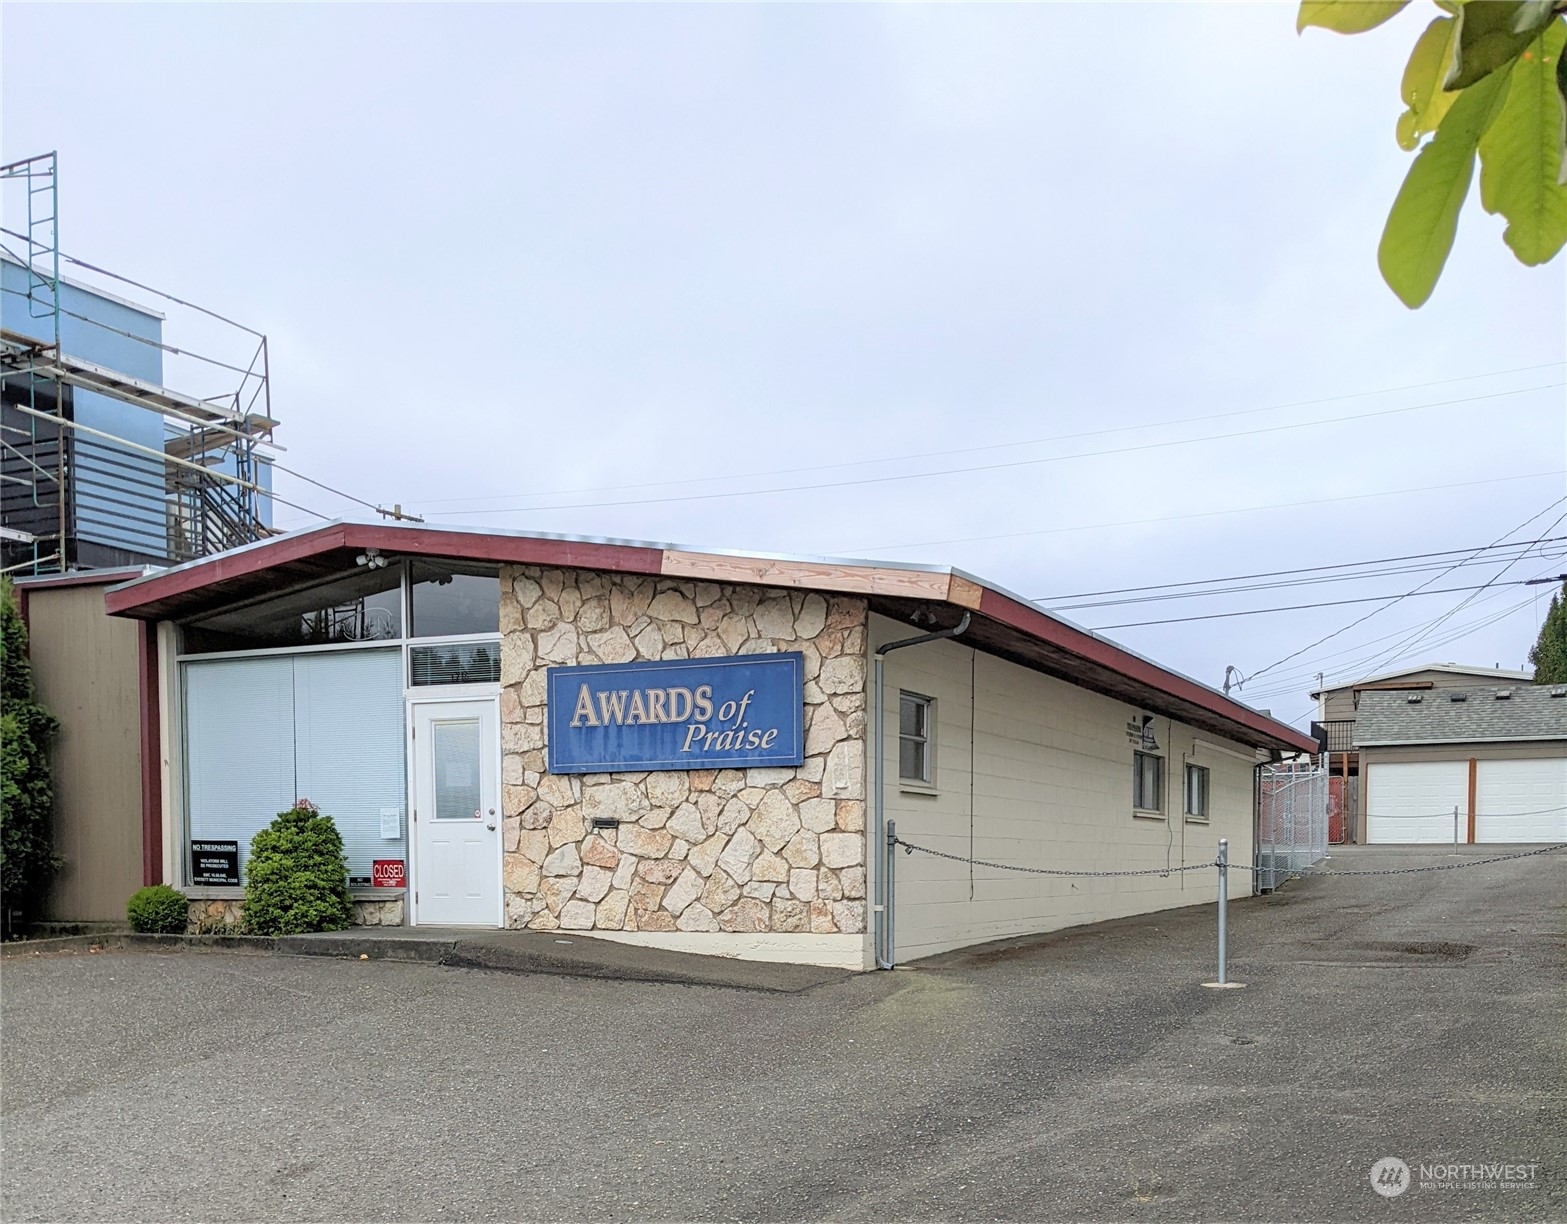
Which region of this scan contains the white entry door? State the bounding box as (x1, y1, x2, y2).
(412, 699, 501, 926)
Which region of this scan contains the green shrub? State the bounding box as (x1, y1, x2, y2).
(1, 577, 60, 936)
(127, 884, 189, 934)
(243, 799, 353, 936)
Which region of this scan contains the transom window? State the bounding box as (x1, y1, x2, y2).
(1185, 763, 1211, 820)
(899, 692, 934, 785)
(1133, 751, 1164, 813)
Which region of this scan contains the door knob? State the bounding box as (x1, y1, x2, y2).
(486, 822, 497, 831)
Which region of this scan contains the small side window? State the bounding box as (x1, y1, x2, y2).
(899, 692, 934, 786)
(1133, 751, 1164, 813)
(1184, 763, 1210, 820)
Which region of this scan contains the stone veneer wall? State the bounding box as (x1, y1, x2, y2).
(184, 896, 404, 932)
(500, 566, 869, 937)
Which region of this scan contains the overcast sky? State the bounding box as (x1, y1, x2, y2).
(4, 2, 1563, 726)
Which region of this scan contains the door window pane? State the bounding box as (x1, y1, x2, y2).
(433, 719, 482, 821)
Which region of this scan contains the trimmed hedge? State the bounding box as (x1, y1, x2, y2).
(127, 884, 189, 934)
(243, 800, 353, 936)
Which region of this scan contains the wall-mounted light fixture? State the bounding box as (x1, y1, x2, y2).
(356, 548, 389, 570)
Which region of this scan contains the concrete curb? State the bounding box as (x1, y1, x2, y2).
(2, 930, 851, 993)
(2, 932, 277, 957)
(276, 934, 457, 965)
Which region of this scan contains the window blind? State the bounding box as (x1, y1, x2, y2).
(183, 648, 406, 886)
(293, 650, 407, 882)
(184, 656, 296, 877)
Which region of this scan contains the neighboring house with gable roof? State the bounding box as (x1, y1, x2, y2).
(1309, 663, 1538, 843)
(1354, 684, 1567, 844)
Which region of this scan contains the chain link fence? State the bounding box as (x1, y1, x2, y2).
(1256, 761, 1329, 892)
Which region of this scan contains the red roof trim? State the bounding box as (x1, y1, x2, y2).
(340, 524, 663, 575)
(100, 522, 1313, 752)
(977, 587, 1318, 754)
(102, 524, 667, 616)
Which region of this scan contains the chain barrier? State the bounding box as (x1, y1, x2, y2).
(883, 831, 1565, 979)
(1236, 842, 1567, 877)
(891, 836, 1566, 879)
(890, 836, 1214, 877)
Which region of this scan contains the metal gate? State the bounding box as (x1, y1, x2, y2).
(1257, 762, 1329, 891)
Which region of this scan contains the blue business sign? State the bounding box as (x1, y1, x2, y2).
(547, 653, 804, 774)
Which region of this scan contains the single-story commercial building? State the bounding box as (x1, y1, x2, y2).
(1356, 686, 1567, 845)
(83, 521, 1314, 968)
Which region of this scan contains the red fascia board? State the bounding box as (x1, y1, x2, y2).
(340, 525, 664, 576)
(103, 525, 668, 618)
(104, 524, 349, 616)
(977, 587, 1318, 754)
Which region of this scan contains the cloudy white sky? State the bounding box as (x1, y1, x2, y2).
(4, 2, 1563, 726)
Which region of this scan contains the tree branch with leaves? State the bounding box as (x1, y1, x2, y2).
(1300, 0, 1567, 306)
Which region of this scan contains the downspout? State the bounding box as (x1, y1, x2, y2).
(872, 611, 971, 969)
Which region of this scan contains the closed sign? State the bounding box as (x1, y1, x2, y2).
(372, 859, 406, 888)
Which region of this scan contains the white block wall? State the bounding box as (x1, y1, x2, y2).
(872, 614, 1260, 961)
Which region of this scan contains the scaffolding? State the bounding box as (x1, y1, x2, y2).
(1, 151, 279, 577)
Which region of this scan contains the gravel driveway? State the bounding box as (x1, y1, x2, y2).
(3, 845, 1563, 1222)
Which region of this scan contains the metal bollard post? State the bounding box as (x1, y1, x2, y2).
(1204, 837, 1245, 989)
(1453, 805, 1460, 848)
(886, 819, 898, 969)
(1217, 838, 1228, 983)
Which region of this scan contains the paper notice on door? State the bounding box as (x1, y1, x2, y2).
(380, 807, 401, 839)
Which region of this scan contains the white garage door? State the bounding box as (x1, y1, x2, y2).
(1366, 761, 1468, 844)
(1474, 758, 1567, 843)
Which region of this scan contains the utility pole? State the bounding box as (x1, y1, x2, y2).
(376, 503, 425, 524)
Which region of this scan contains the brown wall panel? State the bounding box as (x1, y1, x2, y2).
(26, 584, 145, 922)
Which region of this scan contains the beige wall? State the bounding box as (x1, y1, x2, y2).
(873, 614, 1260, 962)
(24, 584, 144, 923)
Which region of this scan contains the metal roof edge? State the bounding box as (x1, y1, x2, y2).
(100, 518, 1316, 753)
(0, 250, 168, 321)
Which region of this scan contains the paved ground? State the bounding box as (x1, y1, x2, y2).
(3, 845, 1563, 1222)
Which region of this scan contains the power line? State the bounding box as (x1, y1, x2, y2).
(1036, 537, 1567, 604)
(408, 359, 1566, 509)
(855, 470, 1563, 554)
(425, 383, 1562, 517)
(1038, 539, 1565, 611)
(1342, 515, 1567, 680)
(1231, 498, 1567, 690)
(1240, 591, 1541, 701)
(1086, 579, 1550, 631)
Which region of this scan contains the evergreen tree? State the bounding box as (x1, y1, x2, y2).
(0, 578, 60, 934)
(1529, 582, 1567, 685)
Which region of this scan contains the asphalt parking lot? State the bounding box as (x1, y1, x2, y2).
(3, 845, 1563, 1222)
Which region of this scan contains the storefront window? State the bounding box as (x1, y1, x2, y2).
(183, 648, 406, 886)
(181, 567, 404, 653)
(409, 563, 500, 637)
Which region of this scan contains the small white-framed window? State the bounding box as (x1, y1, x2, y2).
(1133, 750, 1164, 813)
(899, 692, 934, 786)
(1184, 762, 1211, 821)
